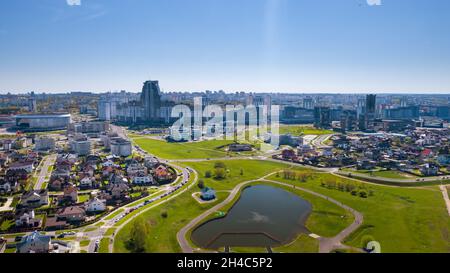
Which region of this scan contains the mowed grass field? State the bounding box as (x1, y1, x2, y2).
(114, 160, 355, 253)
(279, 125, 334, 136)
(268, 173, 450, 253)
(132, 138, 233, 159)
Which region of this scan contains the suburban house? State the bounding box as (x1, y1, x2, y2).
(20, 190, 49, 208)
(109, 173, 128, 184)
(16, 231, 51, 253)
(282, 149, 297, 160)
(49, 178, 66, 191)
(8, 160, 35, 173)
(56, 206, 86, 222)
(154, 165, 172, 181)
(420, 163, 439, 176)
(127, 163, 148, 177)
(15, 210, 42, 229)
(0, 179, 18, 194)
(44, 217, 69, 230)
(51, 164, 71, 178)
(79, 176, 95, 189)
(144, 156, 159, 168)
(85, 197, 106, 213)
(107, 183, 130, 199)
(59, 184, 78, 204)
(132, 174, 155, 185)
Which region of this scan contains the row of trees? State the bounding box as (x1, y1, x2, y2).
(320, 179, 373, 198)
(277, 170, 312, 182)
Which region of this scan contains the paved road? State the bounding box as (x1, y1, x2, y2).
(335, 170, 450, 184)
(310, 134, 333, 149)
(176, 172, 363, 253)
(440, 185, 450, 216)
(33, 154, 57, 190)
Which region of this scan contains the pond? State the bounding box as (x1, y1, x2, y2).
(191, 184, 312, 249)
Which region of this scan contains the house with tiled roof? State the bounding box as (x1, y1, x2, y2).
(56, 206, 86, 222)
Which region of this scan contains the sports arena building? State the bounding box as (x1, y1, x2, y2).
(14, 114, 71, 132)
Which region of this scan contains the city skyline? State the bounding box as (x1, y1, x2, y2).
(1, 0, 450, 93)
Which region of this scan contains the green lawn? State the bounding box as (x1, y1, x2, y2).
(180, 159, 299, 191)
(105, 228, 116, 236)
(268, 173, 450, 253)
(114, 160, 352, 253)
(78, 194, 90, 203)
(273, 234, 319, 253)
(279, 125, 334, 136)
(0, 220, 14, 232)
(98, 238, 110, 253)
(132, 138, 233, 160)
(80, 240, 90, 247)
(114, 181, 229, 253)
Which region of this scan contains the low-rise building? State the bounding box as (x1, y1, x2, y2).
(16, 231, 51, 253)
(85, 197, 106, 213)
(70, 134, 91, 156)
(20, 190, 49, 208)
(110, 137, 132, 157)
(8, 160, 34, 173)
(35, 136, 55, 151)
(132, 174, 154, 185)
(15, 210, 42, 229)
(228, 144, 252, 152)
(56, 206, 86, 222)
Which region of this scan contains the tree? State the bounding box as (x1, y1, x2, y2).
(205, 170, 212, 178)
(129, 218, 149, 253)
(197, 179, 205, 189)
(214, 161, 227, 169)
(359, 190, 368, 198)
(214, 168, 227, 179)
(240, 168, 244, 176)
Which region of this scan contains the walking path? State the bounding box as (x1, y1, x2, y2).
(176, 173, 363, 253)
(439, 185, 450, 216)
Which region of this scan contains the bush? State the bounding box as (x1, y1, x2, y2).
(359, 190, 368, 198)
(197, 179, 205, 189)
(205, 170, 212, 178)
(214, 168, 226, 179)
(161, 210, 168, 218)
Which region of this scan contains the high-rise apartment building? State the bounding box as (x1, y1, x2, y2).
(141, 80, 162, 123)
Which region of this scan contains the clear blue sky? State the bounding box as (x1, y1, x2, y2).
(1, 0, 450, 93)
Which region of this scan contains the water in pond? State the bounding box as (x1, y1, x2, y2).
(191, 185, 312, 249)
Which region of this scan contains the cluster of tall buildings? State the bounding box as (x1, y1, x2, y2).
(97, 81, 174, 125)
(314, 94, 383, 132)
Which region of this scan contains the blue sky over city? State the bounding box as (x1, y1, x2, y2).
(0, 0, 450, 93)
